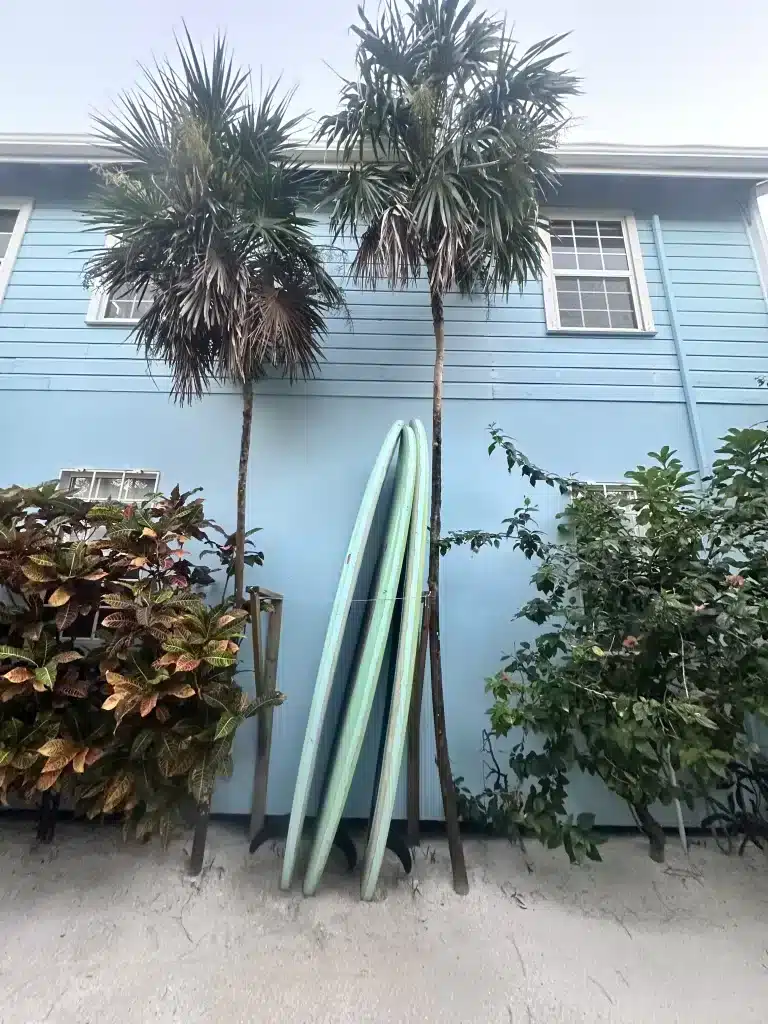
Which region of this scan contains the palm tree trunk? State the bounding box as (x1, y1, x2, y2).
(234, 378, 254, 608)
(428, 284, 469, 895)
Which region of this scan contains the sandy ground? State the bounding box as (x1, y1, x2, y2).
(0, 822, 766, 1023)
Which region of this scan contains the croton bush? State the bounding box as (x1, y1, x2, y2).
(0, 481, 281, 841)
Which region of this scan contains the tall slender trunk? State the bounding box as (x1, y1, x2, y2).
(428, 284, 469, 895)
(633, 802, 666, 863)
(234, 378, 254, 608)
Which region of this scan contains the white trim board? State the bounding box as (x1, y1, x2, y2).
(2, 134, 768, 181)
(0, 198, 33, 305)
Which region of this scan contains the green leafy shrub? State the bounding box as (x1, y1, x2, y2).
(446, 426, 768, 863)
(0, 481, 283, 841)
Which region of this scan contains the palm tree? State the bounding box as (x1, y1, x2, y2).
(85, 32, 345, 607)
(317, 0, 578, 892)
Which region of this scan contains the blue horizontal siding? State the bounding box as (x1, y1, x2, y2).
(0, 197, 766, 403)
(658, 216, 768, 398)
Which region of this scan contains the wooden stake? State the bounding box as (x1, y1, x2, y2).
(406, 591, 430, 847)
(249, 588, 283, 841)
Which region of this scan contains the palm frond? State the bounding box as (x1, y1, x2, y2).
(317, 0, 578, 299)
(86, 32, 345, 404)
(351, 205, 422, 289)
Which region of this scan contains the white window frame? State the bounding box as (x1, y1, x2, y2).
(85, 235, 152, 326)
(0, 198, 34, 306)
(541, 210, 655, 335)
(584, 482, 644, 537)
(58, 468, 161, 503)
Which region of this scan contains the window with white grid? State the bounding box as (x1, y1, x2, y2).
(85, 234, 155, 325)
(0, 200, 33, 305)
(101, 284, 154, 322)
(58, 469, 160, 503)
(0, 210, 18, 268)
(586, 483, 644, 536)
(56, 469, 160, 642)
(542, 214, 654, 334)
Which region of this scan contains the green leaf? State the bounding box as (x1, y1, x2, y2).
(203, 654, 237, 668)
(130, 729, 156, 759)
(0, 645, 34, 663)
(34, 667, 54, 690)
(188, 757, 216, 804)
(213, 713, 241, 741)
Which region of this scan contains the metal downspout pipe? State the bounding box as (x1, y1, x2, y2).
(651, 214, 708, 478)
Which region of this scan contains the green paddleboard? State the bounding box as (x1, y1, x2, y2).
(303, 424, 417, 896)
(360, 418, 429, 900)
(280, 421, 405, 891)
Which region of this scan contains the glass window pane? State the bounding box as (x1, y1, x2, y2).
(578, 279, 605, 293)
(598, 221, 624, 239)
(603, 253, 629, 271)
(577, 253, 603, 271)
(609, 310, 637, 329)
(583, 310, 610, 329)
(122, 475, 157, 500)
(572, 220, 598, 237)
(550, 228, 574, 247)
(65, 474, 94, 499)
(605, 289, 632, 311)
(604, 278, 632, 294)
(104, 284, 152, 320)
(550, 220, 572, 236)
(0, 210, 17, 233)
(95, 475, 123, 499)
(556, 278, 579, 292)
(552, 250, 577, 270)
(0, 235, 10, 260)
(580, 288, 608, 311)
(555, 274, 639, 330)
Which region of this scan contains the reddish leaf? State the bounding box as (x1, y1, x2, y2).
(140, 694, 159, 717)
(166, 683, 195, 699)
(36, 770, 62, 792)
(48, 586, 73, 608)
(3, 667, 32, 684)
(175, 656, 201, 672)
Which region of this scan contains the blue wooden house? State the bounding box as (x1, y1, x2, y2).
(1, 134, 767, 825)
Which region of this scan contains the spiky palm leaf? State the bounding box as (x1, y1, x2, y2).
(84, 29, 345, 403)
(318, 1, 579, 296)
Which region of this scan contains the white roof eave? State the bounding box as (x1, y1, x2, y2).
(1, 133, 768, 183)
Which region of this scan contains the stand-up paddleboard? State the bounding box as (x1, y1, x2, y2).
(280, 421, 405, 891)
(360, 418, 429, 900)
(303, 425, 417, 896)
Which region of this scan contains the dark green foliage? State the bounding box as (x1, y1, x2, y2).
(0, 482, 283, 840)
(448, 426, 768, 863)
(84, 30, 345, 404)
(319, 1, 579, 297)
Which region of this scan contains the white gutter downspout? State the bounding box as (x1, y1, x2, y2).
(651, 214, 708, 478)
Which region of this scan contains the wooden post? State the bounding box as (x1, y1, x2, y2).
(406, 591, 429, 847)
(249, 587, 283, 841)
